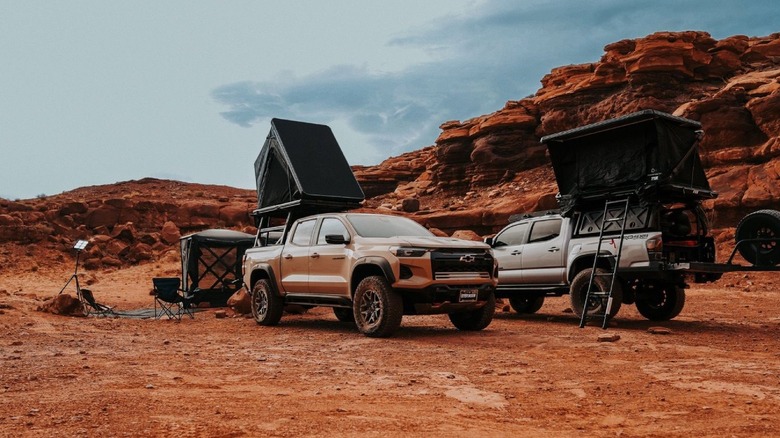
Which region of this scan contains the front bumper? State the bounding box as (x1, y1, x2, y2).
(394, 283, 495, 315)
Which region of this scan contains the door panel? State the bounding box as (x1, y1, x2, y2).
(492, 222, 529, 284)
(520, 219, 566, 285)
(280, 246, 310, 293)
(280, 219, 316, 293)
(308, 218, 351, 296)
(308, 245, 351, 295)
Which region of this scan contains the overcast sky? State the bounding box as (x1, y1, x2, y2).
(1, 0, 777, 200)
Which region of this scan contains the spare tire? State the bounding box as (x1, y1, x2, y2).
(735, 209, 780, 267)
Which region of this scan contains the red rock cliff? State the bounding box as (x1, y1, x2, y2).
(2, 31, 779, 267)
(361, 31, 780, 233)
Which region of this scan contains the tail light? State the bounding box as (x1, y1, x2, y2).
(646, 236, 663, 260)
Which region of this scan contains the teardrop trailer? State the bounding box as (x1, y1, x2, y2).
(488, 110, 779, 327)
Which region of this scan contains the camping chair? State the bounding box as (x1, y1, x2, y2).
(152, 277, 194, 320)
(79, 288, 115, 317)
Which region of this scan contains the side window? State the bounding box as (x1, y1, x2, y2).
(494, 223, 529, 247)
(291, 219, 316, 246)
(317, 218, 349, 244)
(528, 219, 562, 243)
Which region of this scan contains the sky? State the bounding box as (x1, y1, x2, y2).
(1, 0, 778, 200)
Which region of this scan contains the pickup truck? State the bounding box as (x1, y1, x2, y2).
(487, 202, 719, 321)
(242, 212, 498, 337)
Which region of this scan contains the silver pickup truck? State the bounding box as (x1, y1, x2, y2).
(487, 202, 719, 321)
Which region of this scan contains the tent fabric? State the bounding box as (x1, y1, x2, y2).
(254, 118, 365, 213)
(179, 229, 255, 306)
(541, 110, 716, 214)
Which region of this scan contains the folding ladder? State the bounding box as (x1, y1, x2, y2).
(579, 198, 630, 329)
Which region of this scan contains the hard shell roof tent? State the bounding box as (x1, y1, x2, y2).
(180, 229, 256, 306)
(253, 118, 365, 244)
(540, 109, 717, 215)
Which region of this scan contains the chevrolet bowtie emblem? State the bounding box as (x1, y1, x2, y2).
(459, 255, 476, 263)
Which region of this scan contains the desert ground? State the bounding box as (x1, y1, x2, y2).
(1, 247, 779, 438)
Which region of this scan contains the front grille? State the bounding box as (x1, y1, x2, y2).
(431, 250, 493, 280)
(434, 272, 491, 280)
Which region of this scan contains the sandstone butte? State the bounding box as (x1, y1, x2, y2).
(1, 31, 778, 269)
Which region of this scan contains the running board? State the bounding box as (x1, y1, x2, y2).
(284, 293, 351, 308)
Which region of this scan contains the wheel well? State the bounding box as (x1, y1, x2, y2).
(250, 269, 271, 290)
(569, 256, 612, 282)
(351, 264, 388, 297)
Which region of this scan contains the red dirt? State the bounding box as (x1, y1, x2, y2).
(1, 251, 779, 437)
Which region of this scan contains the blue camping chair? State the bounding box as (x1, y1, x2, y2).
(152, 277, 194, 320)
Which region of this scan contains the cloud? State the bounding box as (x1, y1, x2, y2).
(212, 0, 780, 163)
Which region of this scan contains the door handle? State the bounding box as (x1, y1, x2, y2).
(310, 252, 320, 259)
(511, 250, 522, 255)
(548, 247, 560, 252)
(283, 254, 293, 260)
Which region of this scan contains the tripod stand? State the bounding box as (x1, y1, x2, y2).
(58, 240, 89, 303)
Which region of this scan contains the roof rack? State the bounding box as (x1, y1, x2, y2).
(508, 210, 560, 223)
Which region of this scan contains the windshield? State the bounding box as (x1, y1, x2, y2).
(346, 214, 433, 238)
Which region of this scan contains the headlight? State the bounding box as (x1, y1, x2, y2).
(394, 247, 428, 257)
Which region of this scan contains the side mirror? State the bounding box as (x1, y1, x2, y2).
(484, 237, 495, 247)
(325, 234, 349, 245)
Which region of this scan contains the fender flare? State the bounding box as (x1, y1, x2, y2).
(249, 264, 282, 296)
(567, 252, 613, 282)
(352, 256, 396, 285)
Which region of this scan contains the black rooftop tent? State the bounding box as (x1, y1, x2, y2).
(254, 118, 365, 216)
(541, 109, 716, 214)
(180, 229, 255, 306)
(252, 118, 365, 242)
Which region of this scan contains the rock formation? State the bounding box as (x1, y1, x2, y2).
(365, 31, 780, 233)
(0, 178, 256, 269)
(1, 31, 778, 263)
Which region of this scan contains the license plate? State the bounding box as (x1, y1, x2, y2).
(459, 289, 478, 302)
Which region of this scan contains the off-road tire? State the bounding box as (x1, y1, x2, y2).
(333, 307, 355, 323)
(251, 279, 283, 326)
(736, 209, 780, 267)
(636, 284, 685, 321)
(569, 268, 623, 320)
(448, 292, 496, 331)
(353, 276, 403, 338)
(508, 295, 545, 314)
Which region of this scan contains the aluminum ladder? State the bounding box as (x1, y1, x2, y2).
(579, 198, 630, 329)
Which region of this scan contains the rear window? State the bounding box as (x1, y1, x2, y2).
(529, 219, 562, 243)
(291, 219, 316, 246)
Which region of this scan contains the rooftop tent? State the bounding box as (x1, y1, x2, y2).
(541, 109, 716, 214)
(180, 229, 255, 306)
(254, 118, 365, 217)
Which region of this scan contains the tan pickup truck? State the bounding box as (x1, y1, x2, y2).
(242, 212, 498, 337)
